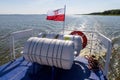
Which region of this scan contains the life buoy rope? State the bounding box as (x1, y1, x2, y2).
(70, 31, 87, 49)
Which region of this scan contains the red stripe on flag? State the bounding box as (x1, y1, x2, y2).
(47, 14, 65, 21)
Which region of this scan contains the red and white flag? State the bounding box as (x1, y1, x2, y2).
(46, 8, 65, 21)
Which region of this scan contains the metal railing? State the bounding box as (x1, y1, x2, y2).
(0, 29, 112, 78)
(9, 29, 33, 59)
(85, 31, 112, 78)
(63, 29, 112, 77)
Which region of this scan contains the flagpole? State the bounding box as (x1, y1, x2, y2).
(63, 5, 66, 34)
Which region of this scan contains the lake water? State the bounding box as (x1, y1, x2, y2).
(0, 15, 120, 43)
(0, 15, 120, 79)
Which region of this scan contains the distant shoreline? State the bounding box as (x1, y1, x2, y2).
(82, 14, 120, 16)
(75, 14, 120, 16)
(76, 9, 120, 16)
(87, 9, 120, 16)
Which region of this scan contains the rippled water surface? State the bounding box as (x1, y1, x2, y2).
(0, 15, 120, 79)
(0, 15, 120, 40)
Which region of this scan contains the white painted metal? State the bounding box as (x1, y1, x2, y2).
(38, 33, 82, 56)
(10, 29, 33, 59)
(12, 36, 15, 59)
(9, 29, 112, 77)
(64, 35, 82, 56)
(23, 37, 74, 69)
(11, 29, 33, 40)
(97, 32, 112, 77)
(38, 33, 63, 39)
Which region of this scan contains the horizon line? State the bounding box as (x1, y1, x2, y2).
(0, 8, 119, 15)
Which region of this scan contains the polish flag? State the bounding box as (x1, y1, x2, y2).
(46, 8, 65, 21)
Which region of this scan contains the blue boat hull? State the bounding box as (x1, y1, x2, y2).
(0, 56, 105, 80)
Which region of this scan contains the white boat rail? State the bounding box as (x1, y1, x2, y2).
(6, 29, 112, 78)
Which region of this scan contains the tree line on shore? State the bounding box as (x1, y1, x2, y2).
(88, 9, 120, 15)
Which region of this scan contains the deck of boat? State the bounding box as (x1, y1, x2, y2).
(0, 56, 105, 80)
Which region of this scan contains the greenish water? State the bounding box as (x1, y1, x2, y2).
(0, 15, 120, 79)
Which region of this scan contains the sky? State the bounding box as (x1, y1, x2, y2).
(0, 0, 120, 14)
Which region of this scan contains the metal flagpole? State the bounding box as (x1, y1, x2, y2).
(63, 5, 66, 34)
